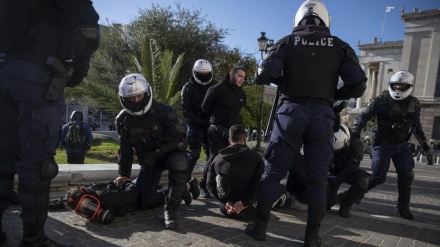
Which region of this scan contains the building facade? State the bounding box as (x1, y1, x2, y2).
(348, 7, 440, 141)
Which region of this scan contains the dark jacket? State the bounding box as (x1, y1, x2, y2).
(202, 76, 246, 128)
(60, 120, 93, 153)
(115, 100, 186, 178)
(254, 25, 366, 104)
(330, 135, 365, 185)
(206, 144, 264, 207)
(352, 94, 427, 146)
(181, 77, 218, 127)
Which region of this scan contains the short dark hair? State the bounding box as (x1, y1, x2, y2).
(229, 125, 247, 142)
(230, 66, 245, 75)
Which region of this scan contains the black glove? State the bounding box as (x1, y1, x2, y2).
(352, 131, 360, 139)
(420, 141, 430, 154)
(332, 101, 346, 133)
(177, 138, 188, 151)
(141, 154, 157, 174)
(327, 176, 340, 188)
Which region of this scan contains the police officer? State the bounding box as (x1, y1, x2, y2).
(60, 111, 93, 164)
(181, 59, 218, 199)
(113, 74, 190, 230)
(244, 0, 367, 245)
(352, 70, 430, 221)
(327, 124, 370, 218)
(0, 1, 99, 246)
(199, 66, 247, 198)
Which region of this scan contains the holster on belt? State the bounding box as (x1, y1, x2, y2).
(45, 56, 73, 101)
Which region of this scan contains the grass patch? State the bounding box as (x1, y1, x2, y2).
(55, 133, 212, 164)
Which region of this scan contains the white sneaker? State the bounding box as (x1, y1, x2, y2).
(289, 197, 308, 211)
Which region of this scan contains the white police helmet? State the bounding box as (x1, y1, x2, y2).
(388, 70, 414, 100)
(334, 124, 350, 151)
(294, 0, 331, 28)
(193, 59, 213, 85)
(118, 73, 153, 116)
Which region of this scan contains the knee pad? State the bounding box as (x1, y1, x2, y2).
(41, 157, 58, 180)
(356, 176, 369, 191)
(399, 171, 415, 183)
(168, 153, 189, 172)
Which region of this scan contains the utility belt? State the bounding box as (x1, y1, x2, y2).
(0, 52, 48, 68)
(281, 97, 333, 107)
(0, 52, 73, 102)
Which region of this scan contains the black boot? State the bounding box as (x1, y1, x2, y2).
(0, 211, 7, 245)
(9, 190, 21, 205)
(245, 215, 268, 241)
(337, 186, 361, 218)
(338, 203, 352, 218)
(199, 183, 211, 198)
(188, 177, 200, 199)
(20, 222, 72, 247)
(304, 224, 321, 247)
(245, 204, 271, 241)
(164, 197, 180, 229)
(397, 173, 415, 220)
(181, 188, 192, 206)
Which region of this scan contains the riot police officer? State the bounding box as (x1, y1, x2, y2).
(113, 74, 190, 230)
(327, 124, 370, 218)
(352, 70, 430, 220)
(244, 1, 367, 246)
(181, 59, 218, 199)
(0, 1, 99, 246)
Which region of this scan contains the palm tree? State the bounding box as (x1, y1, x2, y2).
(65, 37, 185, 114)
(128, 37, 185, 107)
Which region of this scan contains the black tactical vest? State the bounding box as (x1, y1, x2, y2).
(377, 96, 417, 144)
(0, 0, 66, 58)
(281, 34, 340, 99)
(126, 109, 164, 155)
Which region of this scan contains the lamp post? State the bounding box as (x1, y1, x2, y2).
(255, 32, 273, 151)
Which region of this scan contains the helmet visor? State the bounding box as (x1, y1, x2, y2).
(121, 92, 151, 113)
(390, 83, 411, 92)
(194, 71, 213, 83)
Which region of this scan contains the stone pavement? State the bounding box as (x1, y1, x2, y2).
(2, 157, 440, 247)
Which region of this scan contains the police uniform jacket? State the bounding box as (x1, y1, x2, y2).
(116, 100, 186, 178)
(254, 25, 367, 105)
(181, 77, 218, 127)
(352, 94, 427, 146)
(206, 144, 264, 207)
(202, 76, 246, 128)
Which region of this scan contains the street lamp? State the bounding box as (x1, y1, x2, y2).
(255, 32, 274, 151)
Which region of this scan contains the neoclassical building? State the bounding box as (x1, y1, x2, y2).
(347, 7, 440, 140)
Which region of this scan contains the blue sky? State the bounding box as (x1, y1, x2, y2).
(93, 0, 439, 59)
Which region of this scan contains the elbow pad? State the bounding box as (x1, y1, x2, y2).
(335, 80, 367, 100)
(67, 25, 101, 87)
(254, 66, 273, 85)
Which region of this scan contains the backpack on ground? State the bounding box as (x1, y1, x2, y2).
(65, 122, 86, 149)
(65, 181, 139, 224)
